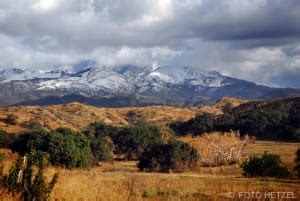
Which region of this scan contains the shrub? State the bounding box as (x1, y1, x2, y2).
(9, 129, 49, 155)
(83, 122, 120, 138)
(0, 130, 5, 146)
(20, 119, 42, 130)
(138, 140, 199, 172)
(126, 111, 136, 118)
(10, 128, 94, 168)
(295, 148, 300, 177)
(181, 131, 251, 166)
(112, 124, 164, 160)
(47, 128, 93, 168)
(0, 129, 9, 147)
(4, 151, 58, 200)
(216, 99, 300, 141)
(170, 112, 215, 136)
(90, 137, 114, 162)
(171, 98, 300, 141)
(241, 152, 290, 178)
(4, 114, 18, 125)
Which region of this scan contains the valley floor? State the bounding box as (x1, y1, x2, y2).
(3, 141, 299, 201)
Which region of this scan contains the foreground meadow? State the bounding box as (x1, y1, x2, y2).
(2, 141, 298, 201)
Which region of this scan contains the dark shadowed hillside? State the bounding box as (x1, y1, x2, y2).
(171, 97, 300, 141)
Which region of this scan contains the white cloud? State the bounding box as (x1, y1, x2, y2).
(0, 0, 299, 87)
(31, 0, 58, 12)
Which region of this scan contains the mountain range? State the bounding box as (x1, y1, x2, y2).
(0, 61, 299, 107)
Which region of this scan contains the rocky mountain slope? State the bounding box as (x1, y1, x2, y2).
(0, 62, 299, 107)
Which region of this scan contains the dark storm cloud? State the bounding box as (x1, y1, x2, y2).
(193, 0, 300, 42)
(0, 0, 299, 88)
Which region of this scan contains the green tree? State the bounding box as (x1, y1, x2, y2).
(90, 137, 114, 162)
(10, 129, 49, 155)
(170, 112, 215, 135)
(0, 129, 8, 147)
(192, 113, 215, 134)
(112, 124, 164, 160)
(83, 122, 120, 138)
(10, 128, 94, 168)
(241, 152, 290, 178)
(47, 128, 93, 168)
(138, 140, 199, 172)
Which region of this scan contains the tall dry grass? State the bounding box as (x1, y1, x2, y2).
(1, 144, 300, 200)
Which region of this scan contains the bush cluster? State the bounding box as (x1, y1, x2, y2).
(4, 114, 18, 125)
(9, 128, 113, 168)
(83, 121, 120, 138)
(90, 136, 114, 162)
(0, 130, 18, 148)
(3, 122, 166, 168)
(241, 152, 290, 178)
(170, 113, 214, 136)
(112, 124, 164, 159)
(170, 99, 300, 141)
(10, 128, 92, 168)
(138, 140, 199, 172)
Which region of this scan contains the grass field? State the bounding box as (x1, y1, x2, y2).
(46, 141, 300, 200)
(1, 140, 300, 201)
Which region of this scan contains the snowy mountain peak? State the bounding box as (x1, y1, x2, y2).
(0, 64, 229, 96)
(0, 68, 66, 83)
(1, 63, 298, 107)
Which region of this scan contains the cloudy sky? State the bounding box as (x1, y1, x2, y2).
(0, 0, 300, 88)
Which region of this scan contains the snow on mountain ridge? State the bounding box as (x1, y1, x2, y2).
(0, 68, 65, 83)
(0, 65, 228, 95)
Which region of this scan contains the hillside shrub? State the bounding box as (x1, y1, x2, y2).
(241, 152, 290, 178)
(20, 119, 42, 130)
(171, 98, 300, 141)
(138, 140, 199, 172)
(90, 137, 114, 162)
(216, 100, 300, 141)
(295, 148, 300, 177)
(4, 114, 18, 125)
(83, 122, 120, 138)
(0, 129, 10, 147)
(0, 130, 5, 147)
(112, 124, 164, 160)
(170, 112, 215, 136)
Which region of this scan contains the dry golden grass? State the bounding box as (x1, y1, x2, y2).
(1, 99, 299, 200)
(244, 141, 300, 169)
(45, 160, 300, 200)
(2, 141, 299, 201)
(0, 103, 196, 133)
(0, 96, 250, 135)
(0, 97, 246, 134)
(196, 97, 247, 115)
